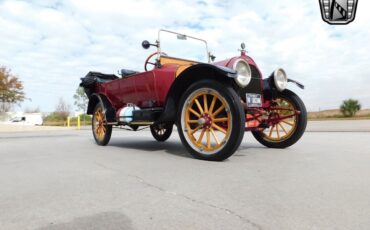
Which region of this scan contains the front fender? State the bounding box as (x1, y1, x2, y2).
(156, 63, 237, 123)
(263, 77, 305, 91)
(263, 77, 305, 100)
(288, 79, 305, 89)
(179, 63, 237, 78)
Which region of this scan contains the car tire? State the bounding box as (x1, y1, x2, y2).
(177, 80, 245, 161)
(150, 124, 173, 142)
(252, 89, 307, 148)
(92, 103, 112, 146)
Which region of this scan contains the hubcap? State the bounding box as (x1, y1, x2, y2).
(199, 114, 213, 128)
(198, 117, 206, 125)
(155, 126, 166, 136)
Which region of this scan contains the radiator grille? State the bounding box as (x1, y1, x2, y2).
(238, 65, 262, 97)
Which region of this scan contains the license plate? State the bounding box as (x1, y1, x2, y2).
(246, 93, 262, 107)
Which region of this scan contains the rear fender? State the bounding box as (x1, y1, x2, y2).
(87, 93, 116, 122)
(157, 64, 237, 123)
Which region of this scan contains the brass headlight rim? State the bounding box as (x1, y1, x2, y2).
(233, 59, 252, 88)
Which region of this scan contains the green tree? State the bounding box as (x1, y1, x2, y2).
(0, 66, 25, 112)
(340, 99, 361, 117)
(73, 87, 88, 112)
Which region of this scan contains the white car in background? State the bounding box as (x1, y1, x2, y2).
(8, 113, 43, 126)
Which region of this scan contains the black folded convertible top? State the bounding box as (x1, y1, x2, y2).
(84, 71, 118, 81)
(80, 71, 119, 98)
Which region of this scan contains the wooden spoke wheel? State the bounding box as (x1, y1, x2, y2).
(183, 90, 232, 152)
(92, 103, 112, 146)
(178, 80, 245, 161)
(150, 123, 173, 142)
(252, 89, 307, 148)
(262, 97, 298, 141)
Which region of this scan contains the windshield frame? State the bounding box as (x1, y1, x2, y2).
(157, 29, 211, 63)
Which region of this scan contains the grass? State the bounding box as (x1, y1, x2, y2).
(308, 109, 370, 121)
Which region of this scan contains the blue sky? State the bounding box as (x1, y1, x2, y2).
(0, 0, 369, 112)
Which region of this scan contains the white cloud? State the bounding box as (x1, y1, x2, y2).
(0, 0, 369, 112)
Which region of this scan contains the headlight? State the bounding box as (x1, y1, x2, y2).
(233, 59, 252, 88)
(273, 68, 288, 91)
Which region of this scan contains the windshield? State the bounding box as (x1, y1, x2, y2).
(158, 30, 210, 63)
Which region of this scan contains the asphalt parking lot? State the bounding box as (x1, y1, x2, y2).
(1, 121, 370, 230)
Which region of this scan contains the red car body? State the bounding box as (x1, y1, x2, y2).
(81, 29, 307, 161)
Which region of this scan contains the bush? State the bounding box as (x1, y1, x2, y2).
(340, 99, 361, 117)
(44, 112, 66, 122)
(43, 112, 67, 126)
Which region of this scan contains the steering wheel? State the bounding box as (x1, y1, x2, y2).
(144, 52, 167, 71)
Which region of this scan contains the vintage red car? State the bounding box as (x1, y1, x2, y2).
(80, 29, 307, 161)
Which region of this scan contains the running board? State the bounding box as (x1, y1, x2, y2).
(133, 108, 163, 121)
(129, 121, 154, 125)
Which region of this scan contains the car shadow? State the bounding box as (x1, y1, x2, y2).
(108, 138, 267, 159)
(238, 142, 266, 151)
(109, 139, 192, 159)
